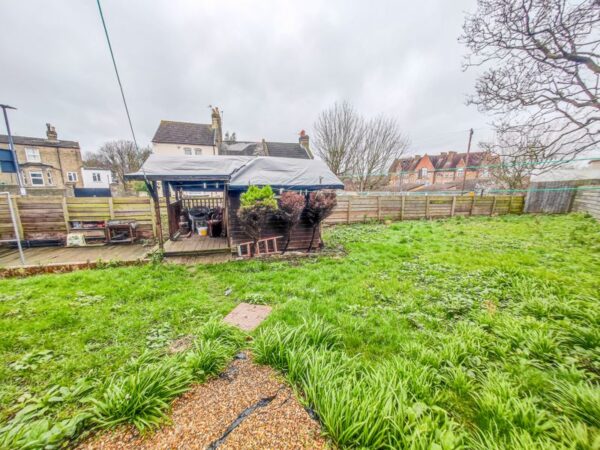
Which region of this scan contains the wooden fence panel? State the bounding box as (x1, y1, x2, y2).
(324, 194, 524, 225)
(0, 196, 15, 239)
(16, 197, 66, 238)
(572, 187, 600, 220)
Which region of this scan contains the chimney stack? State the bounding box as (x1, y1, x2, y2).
(210, 107, 223, 144)
(299, 129, 310, 150)
(413, 154, 421, 160)
(46, 123, 57, 140)
(440, 152, 447, 158)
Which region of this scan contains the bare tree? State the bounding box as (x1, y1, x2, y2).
(313, 101, 363, 176)
(84, 140, 152, 185)
(481, 133, 541, 190)
(461, 0, 599, 166)
(353, 115, 410, 191)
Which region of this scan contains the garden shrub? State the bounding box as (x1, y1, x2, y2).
(238, 185, 278, 255)
(276, 191, 306, 252)
(305, 190, 337, 252)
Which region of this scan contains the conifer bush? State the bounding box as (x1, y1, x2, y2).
(237, 185, 278, 255)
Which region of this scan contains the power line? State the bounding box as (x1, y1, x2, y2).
(96, 0, 139, 151)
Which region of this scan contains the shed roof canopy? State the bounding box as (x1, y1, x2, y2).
(126, 154, 344, 191)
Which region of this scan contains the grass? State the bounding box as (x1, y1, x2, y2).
(1, 213, 599, 448)
(0, 318, 244, 448)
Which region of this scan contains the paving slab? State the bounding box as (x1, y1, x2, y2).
(223, 303, 272, 332)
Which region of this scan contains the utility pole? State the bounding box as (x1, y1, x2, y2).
(461, 128, 474, 193)
(0, 104, 26, 196)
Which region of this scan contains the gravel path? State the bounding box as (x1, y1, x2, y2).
(78, 354, 326, 449)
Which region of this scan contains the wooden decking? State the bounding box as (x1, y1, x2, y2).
(0, 244, 151, 269)
(163, 236, 230, 257)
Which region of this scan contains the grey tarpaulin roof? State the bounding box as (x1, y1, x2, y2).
(126, 154, 344, 191)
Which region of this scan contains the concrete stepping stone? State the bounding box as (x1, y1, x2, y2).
(223, 303, 272, 332)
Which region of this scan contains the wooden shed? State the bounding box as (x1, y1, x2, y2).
(126, 154, 343, 256)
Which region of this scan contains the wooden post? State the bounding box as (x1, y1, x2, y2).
(508, 195, 513, 214)
(149, 182, 164, 249)
(61, 197, 70, 233)
(347, 197, 352, 224)
(450, 196, 456, 217)
(11, 196, 25, 239)
(108, 197, 115, 219)
(470, 195, 476, 216)
(490, 195, 497, 216)
(377, 196, 381, 221)
(149, 197, 157, 238)
(400, 195, 405, 221)
(425, 195, 430, 219)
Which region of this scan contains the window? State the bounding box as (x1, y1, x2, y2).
(92, 172, 102, 182)
(456, 168, 464, 178)
(419, 168, 428, 179)
(46, 169, 54, 185)
(194, 148, 202, 155)
(29, 171, 44, 186)
(25, 148, 41, 163)
(67, 171, 78, 182)
(183, 147, 192, 155)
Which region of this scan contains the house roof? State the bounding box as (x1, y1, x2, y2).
(219, 142, 264, 157)
(0, 134, 79, 149)
(390, 151, 491, 173)
(265, 142, 311, 159)
(219, 141, 312, 159)
(126, 154, 343, 191)
(152, 120, 215, 146)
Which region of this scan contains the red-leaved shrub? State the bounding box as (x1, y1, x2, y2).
(305, 191, 337, 252)
(277, 191, 306, 253)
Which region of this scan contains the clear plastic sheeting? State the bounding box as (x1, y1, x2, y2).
(126, 154, 344, 191)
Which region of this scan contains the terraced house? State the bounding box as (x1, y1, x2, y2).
(152, 107, 313, 160)
(0, 123, 83, 194)
(388, 151, 498, 192)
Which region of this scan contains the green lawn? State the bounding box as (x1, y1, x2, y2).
(1, 213, 599, 448)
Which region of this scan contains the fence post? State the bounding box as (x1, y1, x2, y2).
(508, 195, 513, 214)
(347, 197, 352, 224)
(108, 198, 115, 219)
(11, 196, 25, 240)
(425, 195, 430, 219)
(450, 196, 456, 217)
(490, 196, 497, 216)
(470, 195, 476, 216)
(377, 196, 381, 221)
(61, 197, 70, 233)
(400, 195, 405, 221)
(149, 197, 157, 238)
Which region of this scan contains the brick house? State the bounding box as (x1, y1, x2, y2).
(388, 151, 497, 190)
(0, 124, 84, 192)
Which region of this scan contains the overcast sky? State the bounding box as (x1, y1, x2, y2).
(0, 0, 497, 157)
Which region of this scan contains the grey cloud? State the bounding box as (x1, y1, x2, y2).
(0, 0, 490, 156)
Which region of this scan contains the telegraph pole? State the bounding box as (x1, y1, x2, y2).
(461, 128, 474, 193)
(0, 104, 26, 195)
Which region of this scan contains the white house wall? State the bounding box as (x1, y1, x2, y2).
(152, 143, 217, 157)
